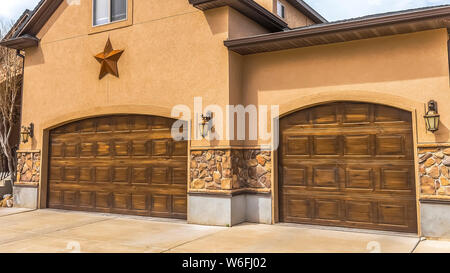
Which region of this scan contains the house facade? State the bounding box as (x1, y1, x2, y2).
(2, 0, 450, 238)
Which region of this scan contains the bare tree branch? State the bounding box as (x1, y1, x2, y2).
(0, 20, 23, 180)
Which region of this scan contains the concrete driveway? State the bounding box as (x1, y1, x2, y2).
(0, 208, 448, 253)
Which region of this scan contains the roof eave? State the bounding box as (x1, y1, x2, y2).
(189, 0, 289, 32)
(225, 6, 450, 54)
(1, 0, 63, 50)
(0, 35, 40, 50)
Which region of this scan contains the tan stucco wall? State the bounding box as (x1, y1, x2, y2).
(22, 1, 271, 151)
(254, 0, 315, 28)
(276, 0, 314, 28)
(228, 7, 270, 39)
(241, 29, 450, 145)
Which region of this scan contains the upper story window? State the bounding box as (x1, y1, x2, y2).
(93, 0, 128, 26)
(277, 1, 285, 19)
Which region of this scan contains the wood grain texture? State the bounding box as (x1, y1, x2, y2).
(47, 115, 188, 219)
(279, 102, 417, 233)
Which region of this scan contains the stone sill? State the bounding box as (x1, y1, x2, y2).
(191, 146, 272, 151)
(13, 182, 39, 188)
(16, 150, 40, 153)
(189, 188, 271, 196)
(418, 143, 450, 148)
(420, 195, 450, 204)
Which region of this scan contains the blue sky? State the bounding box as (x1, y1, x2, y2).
(304, 0, 450, 21)
(0, 0, 450, 23)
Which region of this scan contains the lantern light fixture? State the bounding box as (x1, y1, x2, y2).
(424, 100, 440, 133)
(21, 123, 34, 144)
(199, 114, 212, 139)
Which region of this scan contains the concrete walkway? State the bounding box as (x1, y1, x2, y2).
(0, 208, 448, 253)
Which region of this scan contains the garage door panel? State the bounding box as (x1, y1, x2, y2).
(283, 166, 307, 186)
(380, 168, 412, 191)
(64, 167, 78, 182)
(152, 140, 170, 157)
(79, 119, 96, 133)
(374, 105, 411, 123)
(315, 199, 341, 221)
(131, 167, 148, 184)
(112, 167, 130, 183)
(286, 197, 311, 219)
(345, 201, 373, 223)
(151, 194, 171, 213)
(311, 104, 338, 124)
(95, 192, 111, 209)
(63, 191, 77, 207)
(173, 168, 188, 185)
(95, 167, 111, 182)
(378, 203, 409, 227)
(79, 191, 95, 208)
(173, 195, 187, 214)
(342, 103, 370, 124)
(112, 193, 129, 210)
(64, 143, 79, 158)
(131, 194, 147, 211)
(313, 136, 339, 156)
(48, 190, 63, 206)
(312, 167, 339, 189)
(79, 167, 93, 182)
(280, 102, 417, 233)
(344, 135, 371, 155)
(375, 135, 405, 156)
(172, 141, 188, 157)
(48, 115, 187, 219)
(286, 136, 309, 156)
(345, 168, 374, 190)
(131, 140, 149, 156)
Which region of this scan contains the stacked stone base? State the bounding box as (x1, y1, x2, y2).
(419, 147, 450, 196)
(189, 148, 273, 226)
(419, 146, 450, 239)
(14, 151, 40, 209)
(190, 149, 272, 193)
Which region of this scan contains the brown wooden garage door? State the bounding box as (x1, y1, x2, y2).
(279, 102, 417, 233)
(47, 115, 188, 219)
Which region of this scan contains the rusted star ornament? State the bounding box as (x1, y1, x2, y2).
(94, 38, 124, 80)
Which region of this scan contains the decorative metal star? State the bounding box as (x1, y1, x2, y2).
(94, 38, 124, 80)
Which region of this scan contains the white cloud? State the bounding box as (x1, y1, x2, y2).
(304, 0, 450, 21)
(0, 0, 40, 23)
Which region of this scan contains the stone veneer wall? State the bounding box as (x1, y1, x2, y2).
(190, 149, 272, 192)
(419, 147, 450, 197)
(16, 151, 41, 184)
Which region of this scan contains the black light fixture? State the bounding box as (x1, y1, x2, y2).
(424, 100, 440, 133)
(199, 114, 212, 138)
(21, 123, 34, 144)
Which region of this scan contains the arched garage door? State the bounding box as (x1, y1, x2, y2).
(47, 115, 188, 219)
(279, 102, 417, 233)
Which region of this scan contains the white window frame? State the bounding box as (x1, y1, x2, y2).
(93, 0, 128, 27)
(277, 1, 285, 19)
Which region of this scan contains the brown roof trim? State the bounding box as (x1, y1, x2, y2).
(0, 35, 39, 50)
(1, 0, 63, 50)
(189, 0, 289, 31)
(3, 10, 32, 40)
(225, 5, 450, 55)
(17, 0, 64, 37)
(284, 0, 327, 23)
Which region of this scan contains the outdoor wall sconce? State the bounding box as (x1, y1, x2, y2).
(21, 123, 34, 144)
(424, 100, 440, 133)
(199, 114, 212, 138)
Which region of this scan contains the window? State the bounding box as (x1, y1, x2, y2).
(93, 0, 127, 26)
(277, 1, 285, 19)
